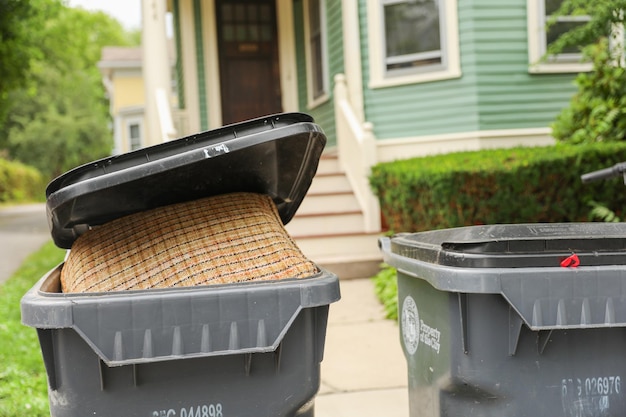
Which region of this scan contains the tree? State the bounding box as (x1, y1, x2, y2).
(549, 1, 626, 144)
(1, 4, 136, 179)
(6, 66, 112, 178)
(0, 0, 60, 127)
(547, 0, 626, 60)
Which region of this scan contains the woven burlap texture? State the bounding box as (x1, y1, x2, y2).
(60, 192, 318, 293)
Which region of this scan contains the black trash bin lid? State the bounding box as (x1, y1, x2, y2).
(46, 113, 326, 249)
(390, 223, 626, 268)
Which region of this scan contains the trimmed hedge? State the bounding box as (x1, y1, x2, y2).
(370, 142, 626, 233)
(0, 158, 46, 203)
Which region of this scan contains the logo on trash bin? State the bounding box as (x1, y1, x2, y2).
(401, 295, 441, 355)
(401, 296, 420, 355)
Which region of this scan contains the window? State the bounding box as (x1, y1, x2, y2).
(368, 0, 460, 88)
(304, 0, 328, 107)
(527, 0, 592, 73)
(384, 0, 442, 73)
(128, 121, 142, 151)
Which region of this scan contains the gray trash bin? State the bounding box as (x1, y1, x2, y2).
(22, 267, 339, 417)
(380, 223, 626, 417)
(21, 113, 341, 417)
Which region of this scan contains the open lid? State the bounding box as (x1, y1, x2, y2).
(46, 113, 326, 248)
(389, 223, 626, 268)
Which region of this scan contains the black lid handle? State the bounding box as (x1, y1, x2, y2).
(581, 162, 626, 184)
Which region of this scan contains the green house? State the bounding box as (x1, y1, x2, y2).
(137, 0, 583, 275)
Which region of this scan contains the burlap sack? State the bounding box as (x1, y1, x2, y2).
(60, 192, 318, 293)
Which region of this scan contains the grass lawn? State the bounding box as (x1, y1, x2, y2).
(0, 241, 65, 417)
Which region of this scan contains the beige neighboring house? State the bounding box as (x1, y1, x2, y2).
(98, 47, 145, 155)
(98, 44, 176, 155)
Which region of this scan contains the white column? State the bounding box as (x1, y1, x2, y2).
(341, 0, 365, 122)
(142, 0, 175, 145)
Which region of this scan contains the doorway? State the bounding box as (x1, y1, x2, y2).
(216, 0, 283, 125)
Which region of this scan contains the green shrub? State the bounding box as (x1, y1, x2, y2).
(551, 39, 626, 144)
(0, 158, 46, 203)
(372, 263, 398, 320)
(370, 142, 626, 233)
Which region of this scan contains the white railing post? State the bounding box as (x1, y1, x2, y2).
(360, 122, 380, 232)
(156, 88, 177, 141)
(334, 73, 381, 233)
(142, 0, 174, 145)
(335, 74, 350, 172)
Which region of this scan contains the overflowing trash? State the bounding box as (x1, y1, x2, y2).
(61, 192, 318, 292)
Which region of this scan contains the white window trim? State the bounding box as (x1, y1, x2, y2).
(367, 0, 461, 89)
(303, 0, 330, 109)
(527, 0, 592, 74)
(125, 117, 144, 151)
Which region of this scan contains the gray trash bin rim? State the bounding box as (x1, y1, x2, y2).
(21, 264, 340, 366)
(380, 223, 626, 331)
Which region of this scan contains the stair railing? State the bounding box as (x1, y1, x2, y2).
(334, 73, 381, 233)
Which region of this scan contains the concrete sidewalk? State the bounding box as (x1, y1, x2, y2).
(0, 203, 50, 284)
(316, 278, 409, 417)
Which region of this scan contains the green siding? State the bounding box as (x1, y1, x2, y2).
(193, 0, 208, 131)
(471, 1, 577, 130)
(173, 0, 185, 109)
(357, 0, 579, 140)
(308, 105, 337, 147)
(292, 0, 344, 147)
(360, 0, 479, 139)
(293, 0, 308, 111)
(360, 0, 478, 139)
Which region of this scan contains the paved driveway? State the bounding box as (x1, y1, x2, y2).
(0, 204, 51, 284)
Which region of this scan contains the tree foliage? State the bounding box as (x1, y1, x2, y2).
(0, 1, 137, 179)
(546, 0, 626, 58)
(551, 39, 626, 144)
(6, 66, 112, 178)
(0, 0, 60, 125)
(548, 0, 626, 144)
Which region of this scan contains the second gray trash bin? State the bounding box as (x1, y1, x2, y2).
(380, 223, 626, 417)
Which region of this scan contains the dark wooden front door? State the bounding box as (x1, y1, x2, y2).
(217, 0, 282, 125)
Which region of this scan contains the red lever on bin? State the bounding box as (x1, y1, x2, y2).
(560, 254, 580, 268)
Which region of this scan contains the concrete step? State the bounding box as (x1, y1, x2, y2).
(317, 155, 341, 174)
(289, 151, 383, 279)
(294, 232, 383, 279)
(296, 192, 360, 216)
(286, 211, 365, 237)
(295, 232, 382, 262)
(308, 173, 352, 194)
